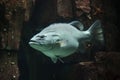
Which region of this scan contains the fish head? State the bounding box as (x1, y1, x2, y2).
(29, 32, 61, 51)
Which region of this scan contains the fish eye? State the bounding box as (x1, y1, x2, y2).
(56, 39, 60, 41)
(37, 35, 46, 38)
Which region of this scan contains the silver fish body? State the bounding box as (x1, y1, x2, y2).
(29, 20, 104, 63)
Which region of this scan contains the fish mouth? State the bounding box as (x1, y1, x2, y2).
(29, 40, 39, 44)
(30, 40, 38, 43)
(29, 40, 45, 45)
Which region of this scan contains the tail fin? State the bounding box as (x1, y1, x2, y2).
(88, 20, 104, 47)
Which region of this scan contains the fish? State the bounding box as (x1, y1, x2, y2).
(29, 20, 104, 63)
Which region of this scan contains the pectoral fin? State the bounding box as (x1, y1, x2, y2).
(56, 40, 67, 47)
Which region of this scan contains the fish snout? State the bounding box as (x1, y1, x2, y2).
(29, 39, 38, 44)
(29, 40, 37, 43)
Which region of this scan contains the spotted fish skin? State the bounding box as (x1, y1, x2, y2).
(29, 20, 104, 63)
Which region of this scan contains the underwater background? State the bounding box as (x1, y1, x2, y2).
(0, 0, 120, 80)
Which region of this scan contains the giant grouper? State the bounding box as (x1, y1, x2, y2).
(29, 20, 104, 63)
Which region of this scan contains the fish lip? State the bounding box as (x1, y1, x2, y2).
(29, 40, 44, 45)
(29, 40, 39, 44)
(30, 40, 38, 43)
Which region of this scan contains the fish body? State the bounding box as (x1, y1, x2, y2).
(29, 20, 104, 63)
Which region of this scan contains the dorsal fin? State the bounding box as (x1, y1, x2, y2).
(69, 21, 84, 30)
